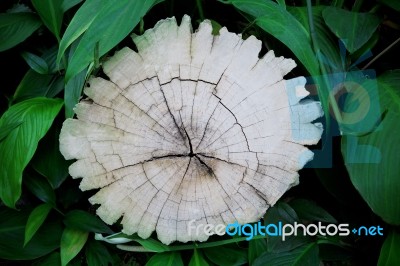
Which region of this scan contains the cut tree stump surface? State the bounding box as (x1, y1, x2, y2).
(60, 15, 323, 244)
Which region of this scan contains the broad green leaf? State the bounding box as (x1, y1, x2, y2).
(253, 243, 319, 266)
(0, 13, 41, 52)
(60, 228, 89, 266)
(24, 172, 56, 204)
(204, 245, 248, 266)
(379, 0, 400, 12)
(12, 70, 53, 103)
(264, 203, 310, 252)
(229, 0, 320, 76)
(0, 121, 22, 142)
(64, 0, 163, 81)
(63, 210, 113, 234)
(146, 252, 183, 266)
(322, 7, 381, 53)
(289, 199, 337, 223)
(32, 0, 63, 41)
(24, 203, 53, 246)
(248, 238, 267, 265)
(31, 125, 70, 189)
(0, 207, 62, 260)
(341, 70, 400, 225)
(189, 248, 209, 266)
(21, 51, 49, 74)
(378, 230, 400, 266)
(0, 98, 63, 208)
(85, 240, 114, 266)
(62, 0, 84, 12)
(56, 0, 103, 67)
(288, 6, 342, 73)
(65, 68, 86, 118)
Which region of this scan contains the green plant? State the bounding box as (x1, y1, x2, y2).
(0, 0, 399, 265)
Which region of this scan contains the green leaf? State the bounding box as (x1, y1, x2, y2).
(378, 230, 400, 266)
(322, 7, 381, 53)
(65, 68, 86, 118)
(12, 70, 53, 103)
(0, 121, 22, 142)
(379, 0, 400, 12)
(253, 243, 319, 266)
(341, 70, 400, 225)
(189, 248, 209, 266)
(64, 210, 114, 234)
(24, 203, 53, 246)
(85, 240, 114, 266)
(0, 13, 41, 52)
(62, 0, 84, 12)
(204, 245, 248, 266)
(21, 51, 49, 74)
(62, 0, 162, 82)
(289, 199, 337, 223)
(0, 98, 63, 208)
(31, 125, 70, 189)
(264, 203, 310, 252)
(146, 252, 183, 266)
(32, 0, 63, 41)
(24, 172, 56, 204)
(248, 238, 268, 265)
(60, 227, 89, 266)
(288, 6, 342, 73)
(229, 0, 320, 76)
(0, 207, 62, 260)
(133, 237, 170, 252)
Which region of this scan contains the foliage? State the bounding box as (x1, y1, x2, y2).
(0, 0, 399, 265)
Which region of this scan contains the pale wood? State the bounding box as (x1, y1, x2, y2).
(60, 15, 323, 244)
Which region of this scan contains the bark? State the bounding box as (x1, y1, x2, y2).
(60, 15, 323, 244)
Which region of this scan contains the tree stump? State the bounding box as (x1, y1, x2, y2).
(60, 15, 323, 244)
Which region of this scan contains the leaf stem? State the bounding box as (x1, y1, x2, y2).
(196, 0, 205, 20)
(362, 37, 400, 70)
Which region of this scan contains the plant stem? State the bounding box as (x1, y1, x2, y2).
(362, 37, 400, 70)
(352, 0, 364, 12)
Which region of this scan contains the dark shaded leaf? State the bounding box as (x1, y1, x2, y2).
(32, 252, 61, 266)
(32, 0, 63, 41)
(62, 0, 84, 12)
(21, 51, 49, 74)
(0, 13, 41, 51)
(31, 125, 70, 189)
(24, 172, 56, 204)
(12, 70, 53, 103)
(0, 98, 63, 208)
(379, 0, 400, 12)
(248, 238, 268, 265)
(64, 210, 113, 234)
(289, 199, 337, 223)
(204, 245, 247, 266)
(85, 240, 114, 266)
(253, 243, 319, 266)
(65, 68, 86, 118)
(264, 203, 310, 252)
(0, 207, 62, 260)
